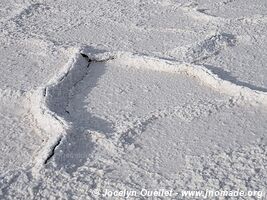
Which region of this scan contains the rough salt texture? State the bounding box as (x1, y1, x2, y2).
(0, 0, 267, 199)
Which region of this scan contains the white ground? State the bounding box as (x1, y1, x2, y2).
(0, 0, 267, 199)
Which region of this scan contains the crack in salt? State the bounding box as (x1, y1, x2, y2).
(44, 137, 62, 164)
(30, 50, 267, 175)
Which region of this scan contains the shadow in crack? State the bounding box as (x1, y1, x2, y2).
(54, 127, 94, 174)
(205, 64, 267, 92)
(67, 61, 115, 134)
(53, 60, 115, 174)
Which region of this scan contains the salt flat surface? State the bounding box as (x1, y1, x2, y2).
(0, 0, 267, 199)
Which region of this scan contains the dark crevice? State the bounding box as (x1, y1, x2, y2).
(59, 71, 69, 82)
(43, 88, 47, 97)
(81, 53, 92, 63)
(43, 53, 91, 166)
(42, 53, 114, 168)
(44, 137, 62, 164)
